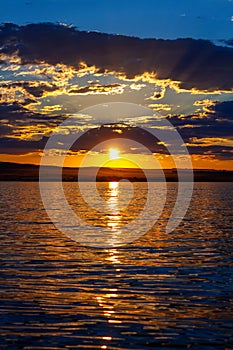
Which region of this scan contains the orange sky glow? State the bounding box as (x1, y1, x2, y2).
(0, 151, 232, 170)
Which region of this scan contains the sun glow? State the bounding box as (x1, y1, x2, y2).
(109, 148, 120, 160)
(108, 181, 119, 190)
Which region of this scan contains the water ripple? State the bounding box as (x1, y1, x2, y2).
(0, 182, 232, 349)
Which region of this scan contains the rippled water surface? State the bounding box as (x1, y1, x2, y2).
(0, 182, 232, 349)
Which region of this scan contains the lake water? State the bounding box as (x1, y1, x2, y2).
(0, 182, 232, 349)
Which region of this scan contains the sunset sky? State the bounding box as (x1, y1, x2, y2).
(0, 0, 233, 169)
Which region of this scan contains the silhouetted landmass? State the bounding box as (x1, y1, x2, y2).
(0, 162, 232, 182)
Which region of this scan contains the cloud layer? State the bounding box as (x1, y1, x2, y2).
(0, 23, 232, 168)
(1, 23, 233, 91)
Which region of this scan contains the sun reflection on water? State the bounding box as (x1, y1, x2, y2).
(108, 181, 119, 200)
(107, 182, 121, 231)
(97, 248, 123, 348)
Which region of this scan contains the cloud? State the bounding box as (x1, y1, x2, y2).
(0, 81, 59, 102)
(0, 23, 233, 91)
(41, 104, 62, 113)
(0, 102, 65, 145)
(0, 23, 232, 167)
(0, 135, 48, 154)
(186, 137, 233, 147)
(0, 102, 64, 122)
(1, 97, 232, 160)
(129, 83, 146, 91)
(148, 103, 172, 111)
(224, 38, 233, 46)
(68, 83, 125, 95)
(14, 63, 76, 83)
(167, 101, 233, 159)
(193, 99, 218, 108)
(208, 100, 233, 117)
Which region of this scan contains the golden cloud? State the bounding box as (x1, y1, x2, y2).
(193, 99, 217, 107)
(0, 52, 22, 64)
(0, 80, 65, 104)
(186, 137, 233, 147)
(41, 105, 63, 113)
(8, 124, 55, 141)
(148, 103, 172, 111)
(68, 83, 126, 95)
(130, 83, 147, 91)
(18, 63, 74, 81)
(172, 84, 233, 95)
(77, 61, 99, 77)
(1, 64, 21, 72)
(0, 84, 29, 104)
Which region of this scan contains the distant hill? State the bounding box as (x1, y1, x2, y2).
(0, 162, 232, 182)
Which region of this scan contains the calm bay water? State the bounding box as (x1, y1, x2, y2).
(0, 182, 232, 349)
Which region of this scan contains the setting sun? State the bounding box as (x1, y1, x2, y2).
(109, 148, 120, 160)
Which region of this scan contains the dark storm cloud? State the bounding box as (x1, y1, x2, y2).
(224, 39, 233, 47)
(168, 100, 233, 139)
(0, 81, 59, 98)
(1, 23, 233, 91)
(169, 115, 233, 139)
(0, 105, 232, 161)
(186, 146, 233, 160)
(0, 122, 167, 155)
(0, 102, 37, 123)
(209, 100, 233, 118)
(0, 102, 65, 151)
(167, 101, 233, 159)
(70, 124, 168, 154)
(0, 102, 65, 122)
(0, 136, 48, 154)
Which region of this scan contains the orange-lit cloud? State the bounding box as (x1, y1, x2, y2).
(193, 99, 218, 107)
(186, 137, 233, 147)
(129, 83, 146, 91)
(68, 83, 126, 95)
(40, 104, 63, 114)
(0, 81, 64, 104)
(148, 103, 172, 111)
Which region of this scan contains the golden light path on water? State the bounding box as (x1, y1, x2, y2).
(107, 181, 120, 230)
(98, 182, 122, 347)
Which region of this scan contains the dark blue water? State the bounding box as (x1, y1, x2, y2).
(0, 182, 232, 349)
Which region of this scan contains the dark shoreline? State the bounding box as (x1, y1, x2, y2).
(0, 162, 232, 182)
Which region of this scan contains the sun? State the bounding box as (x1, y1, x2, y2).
(109, 148, 120, 160)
